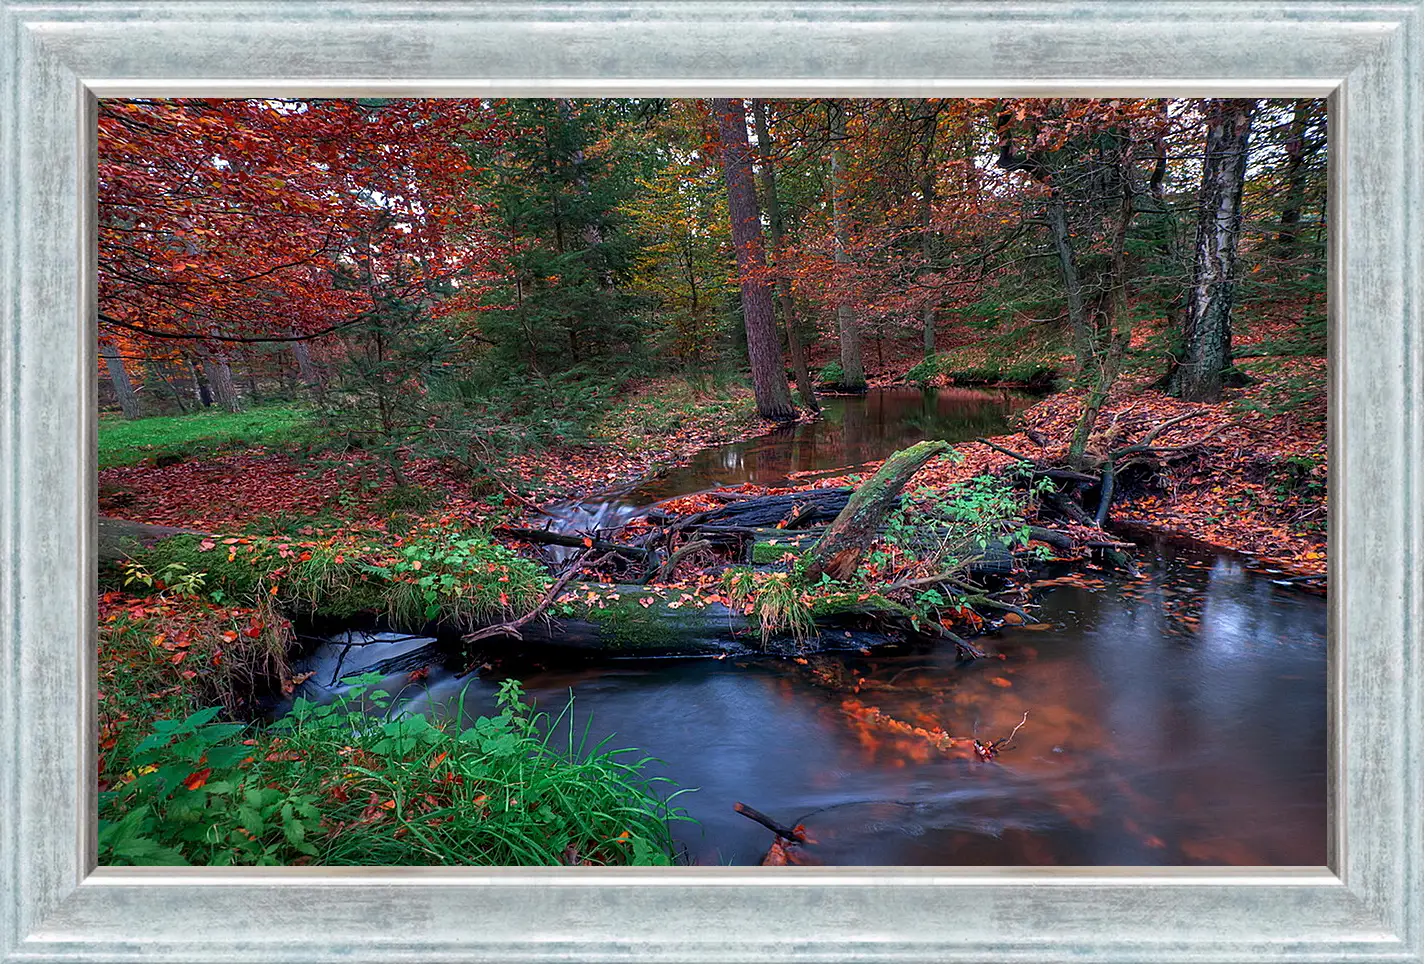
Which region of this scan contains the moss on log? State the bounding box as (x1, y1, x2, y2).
(802, 440, 950, 582)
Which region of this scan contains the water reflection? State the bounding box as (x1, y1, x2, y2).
(289, 386, 1325, 866)
(629, 387, 1031, 502)
(328, 536, 1324, 866)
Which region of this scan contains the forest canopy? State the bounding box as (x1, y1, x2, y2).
(98, 96, 1326, 467)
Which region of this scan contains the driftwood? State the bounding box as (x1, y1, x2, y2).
(803, 441, 950, 582)
(496, 526, 651, 560)
(734, 802, 807, 844)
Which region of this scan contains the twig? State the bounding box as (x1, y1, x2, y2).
(974, 710, 1030, 760)
(998, 710, 1030, 747)
(461, 550, 606, 650)
(976, 437, 1035, 463)
(734, 802, 808, 843)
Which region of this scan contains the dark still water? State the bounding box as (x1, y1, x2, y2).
(392, 536, 1326, 866)
(628, 386, 1033, 502)
(292, 387, 1327, 866)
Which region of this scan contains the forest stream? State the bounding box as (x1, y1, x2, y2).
(290, 388, 1327, 866)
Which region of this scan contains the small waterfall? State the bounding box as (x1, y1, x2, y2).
(539, 498, 646, 561)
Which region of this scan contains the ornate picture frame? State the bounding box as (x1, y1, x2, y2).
(1, 1, 1420, 960)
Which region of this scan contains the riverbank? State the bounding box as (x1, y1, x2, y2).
(97, 373, 1327, 866)
(97, 375, 771, 531)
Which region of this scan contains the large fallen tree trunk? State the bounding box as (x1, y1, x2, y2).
(470, 582, 894, 657)
(802, 440, 949, 582)
(676, 487, 854, 530)
(99, 517, 207, 566)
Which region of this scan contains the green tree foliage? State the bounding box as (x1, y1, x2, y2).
(467, 99, 646, 371)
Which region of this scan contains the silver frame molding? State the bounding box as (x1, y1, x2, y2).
(1, 2, 1420, 961)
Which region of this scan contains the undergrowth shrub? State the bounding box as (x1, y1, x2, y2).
(99, 676, 691, 867)
(129, 527, 548, 631)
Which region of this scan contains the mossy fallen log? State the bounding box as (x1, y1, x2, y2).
(803, 441, 950, 582)
(98, 517, 207, 566)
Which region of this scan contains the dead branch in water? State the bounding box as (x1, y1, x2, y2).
(974, 710, 1030, 761)
(735, 802, 808, 844)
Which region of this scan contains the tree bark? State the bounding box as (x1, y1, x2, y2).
(291, 332, 324, 398)
(100, 341, 142, 420)
(712, 98, 799, 422)
(1275, 98, 1320, 260)
(1170, 99, 1255, 403)
(751, 100, 820, 414)
(204, 333, 243, 413)
(803, 440, 949, 582)
(828, 102, 867, 393)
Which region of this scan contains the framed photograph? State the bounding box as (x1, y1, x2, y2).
(1, 1, 1420, 961)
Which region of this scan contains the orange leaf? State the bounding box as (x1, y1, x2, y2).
(182, 767, 211, 791)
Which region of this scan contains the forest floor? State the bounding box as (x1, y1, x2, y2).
(100, 331, 1327, 578)
(799, 312, 1327, 577)
(98, 374, 766, 532)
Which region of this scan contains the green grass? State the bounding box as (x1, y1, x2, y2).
(99, 676, 692, 867)
(98, 403, 317, 470)
(591, 376, 756, 453)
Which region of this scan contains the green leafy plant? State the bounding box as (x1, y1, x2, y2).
(100, 676, 693, 867)
(121, 560, 208, 597)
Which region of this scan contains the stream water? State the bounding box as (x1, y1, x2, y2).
(293, 387, 1327, 866)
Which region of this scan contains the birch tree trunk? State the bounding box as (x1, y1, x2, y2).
(712, 98, 798, 422)
(100, 341, 142, 420)
(1170, 98, 1255, 403)
(829, 102, 867, 393)
(751, 99, 820, 414)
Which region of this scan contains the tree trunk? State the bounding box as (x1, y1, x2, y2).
(1045, 196, 1091, 379)
(100, 342, 142, 420)
(828, 102, 867, 393)
(751, 100, 820, 414)
(712, 98, 799, 422)
(917, 105, 941, 359)
(1275, 98, 1319, 260)
(1170, 99, 1255, 403)
(803, 440, 949, 582)
(291, 332, 324, 398)
(190, 359, 214, 408)
(204, 340, 242, 413)
(1068, 139, 1137, 468)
